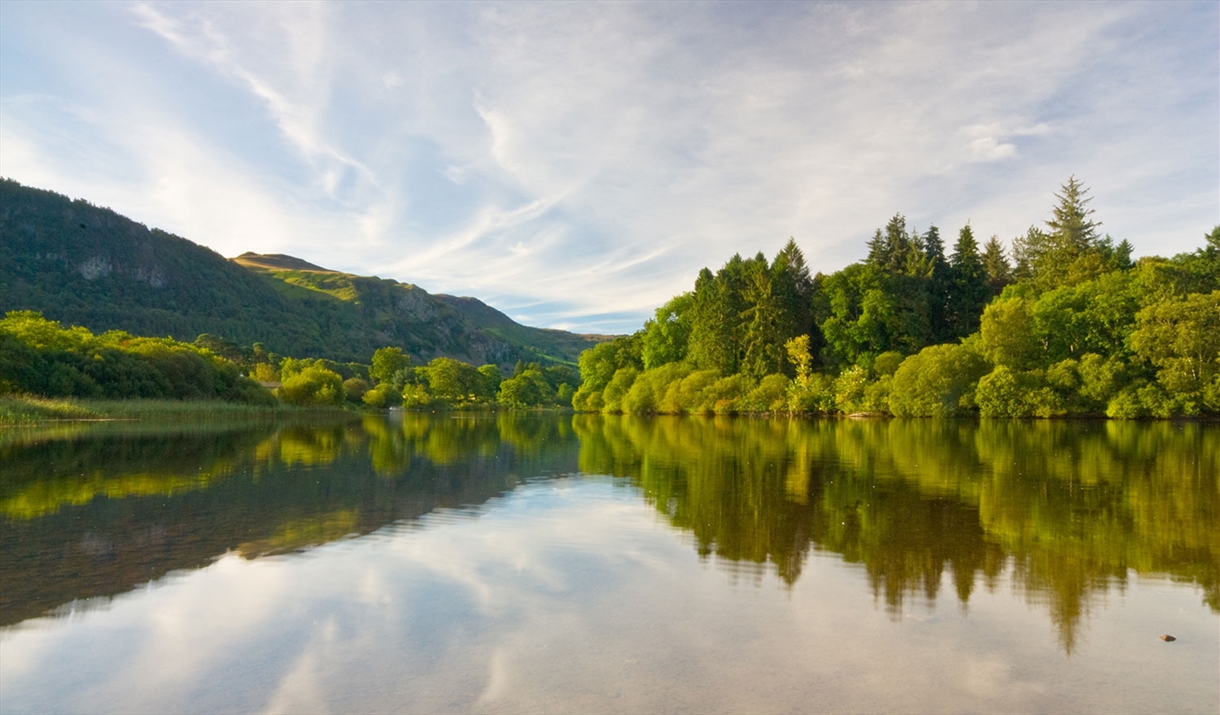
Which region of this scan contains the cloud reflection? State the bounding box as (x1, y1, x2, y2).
(3, 477, 1216, 714)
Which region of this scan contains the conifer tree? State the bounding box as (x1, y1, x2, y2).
(866, 228, 889, 269)
(868, 214, 919, 275)
(1014, 177, 1110, 290)
(687, 256, 749, 375)
(946, 224, 989, 338)
(924, 225, 952, 341)
(742, 262, 784, 378)
(884, 213, 914, 274)
(772, 238, 814, 343)
(1047, 175, 1101, 250)
(981, 235, 1012, 294)
(923, 226, 947, 273)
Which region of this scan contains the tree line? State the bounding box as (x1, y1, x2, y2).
(0, 311, 578, 410)
(6, 176, 1215, 418)
(573, 177, 1220, 418)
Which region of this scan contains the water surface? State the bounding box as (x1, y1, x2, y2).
(1, 414, 1216, 713)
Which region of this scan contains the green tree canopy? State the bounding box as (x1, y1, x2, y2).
(371, 347, 411, 384)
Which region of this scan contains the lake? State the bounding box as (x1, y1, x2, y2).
(1, 413, 1216, 714)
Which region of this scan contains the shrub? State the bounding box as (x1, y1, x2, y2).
(278, 366, 344, 406)
(601, 367, 639, 413)
(740, 373, 790, 413)
(662, 369, 719, 414)
(889, 343, 989, 417)
(343, 378, 371, 402)
(622, 363, 691, 414)
(249, 363, 280, 382)
(400, 383, 433, 409)
(834, 365, 871, 414)
(499, 370, 551, 408)
(976, 366, 1042, 417)
(363, 383, 401, 408)
(703, 374, 753, 415)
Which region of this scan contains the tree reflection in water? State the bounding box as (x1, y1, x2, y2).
(1, 413, 1215, 653)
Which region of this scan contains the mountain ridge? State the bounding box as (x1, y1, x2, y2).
(0, 178, 608, 366)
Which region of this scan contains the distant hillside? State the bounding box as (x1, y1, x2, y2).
(0, 179, 606, 365)
(231, 252, 337, 272)
(231, 251, 607, 364)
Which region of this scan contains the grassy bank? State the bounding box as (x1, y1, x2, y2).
(0, 396, 357, 426)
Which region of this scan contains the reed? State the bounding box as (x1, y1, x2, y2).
(0, 396, 354, 425)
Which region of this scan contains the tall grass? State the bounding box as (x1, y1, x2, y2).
(0, 396, 356, 426)
(0, 396, 103, 424)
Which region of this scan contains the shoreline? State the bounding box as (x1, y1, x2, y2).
(0, 396, 359, 426)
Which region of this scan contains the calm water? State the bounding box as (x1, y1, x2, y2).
(1, 413, 1216, 714)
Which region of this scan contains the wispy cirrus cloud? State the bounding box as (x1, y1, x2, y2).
(1, 1, 1215, 333)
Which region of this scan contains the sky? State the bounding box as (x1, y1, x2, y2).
(1, 1, 1216, 334)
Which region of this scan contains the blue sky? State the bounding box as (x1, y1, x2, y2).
(2, 1, 1216, 334)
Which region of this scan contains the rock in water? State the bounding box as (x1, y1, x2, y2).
(1160, 634, 1176, 642)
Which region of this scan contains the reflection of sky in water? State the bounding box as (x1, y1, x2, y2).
(2, 477, 1217, 714)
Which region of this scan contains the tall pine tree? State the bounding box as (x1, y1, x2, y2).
(946, 224, 990, 339)
(1047, 175, 1101, 251)
(981, 235, 1012, 294)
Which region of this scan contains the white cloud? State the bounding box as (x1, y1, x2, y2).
(968, 137, 1019, 162)
(1, 0, 1215, 333)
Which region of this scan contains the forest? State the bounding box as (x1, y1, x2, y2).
(3, 177, 1217, 418)
(0, 310, 577, 412)
(573, 178, 1220, 418)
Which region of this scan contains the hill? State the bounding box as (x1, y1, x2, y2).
(0, 178, 606, 365)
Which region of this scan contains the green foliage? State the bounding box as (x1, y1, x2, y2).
(601, 367, 640, 413)
(834, 365, 873, 414)
(478, 364, 504, 392)
(981, 235, 1013, 293)
(813, 252, 935, 371)
(1075, 353, 1128, 411)
(976, 366, 1061, 418)
(741, 262, 786, 379)
(370, 347, 410, 384)
(568, 177, 1215, 421)
(740, 373, 791, 413)
(343, 378, 371, 403)
(0, 179, 601, 368)
(665, 369, 722, 414)
(0, 311, 273, 404)
(362, 383, 401, 408)
(1130, 291, 1220, 411)
(785, 335, 813, 381)
(873, 351, 904, 377)
(889, 343, 989, 417)
(684, 245, 813, 379)
(422, 357, 489, 406)
(642, 293, 693, 369)
(0, 396, 102, 423)
(946, 225, 990, 339)
(979, 297, 1040, 368)
(573, 335, 642, 410)
(1032, 270, 1140, 363)
(623, 363, 692, 414)
(400, 384, 433, 409)
(278, 366, 344, 406)
(703, 374, 754, 414)
(249, 363, 280, 382)
(497, 373, 543, 408)
(498, 369, 555, 409)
